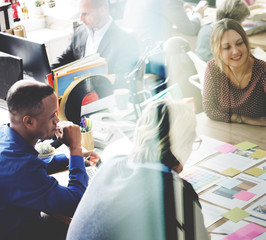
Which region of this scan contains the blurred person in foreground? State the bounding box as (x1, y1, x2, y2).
(51, 0, 139, 88)
(203, 18, 266, 126)
(0, 80, 98, 239)
(196, 0, 250, 62)
(67, 99, 209, 240)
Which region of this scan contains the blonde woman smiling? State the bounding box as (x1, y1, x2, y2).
(203, 18, 266, 126)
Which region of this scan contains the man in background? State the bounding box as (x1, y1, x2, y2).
(0, 79, 95, 239)
(122, 0, 207, 52)
(51, 0, 139, 88)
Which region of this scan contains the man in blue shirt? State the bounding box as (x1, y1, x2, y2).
(0, 80, 93, 239)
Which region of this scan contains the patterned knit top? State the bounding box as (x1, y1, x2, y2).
(202, 57, 266, 122)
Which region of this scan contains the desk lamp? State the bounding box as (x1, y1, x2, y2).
(125, 41, 164, 120)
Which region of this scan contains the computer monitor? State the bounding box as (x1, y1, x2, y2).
(0, 51, 23, 100)
(0, 32, 51, 83)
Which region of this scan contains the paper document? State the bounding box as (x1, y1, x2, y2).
(199, 151, 263, 173)
(180, 166, 225, 193)
(200, 201, 226, 228)
(200, 173, 266, 209)
(245, 195, 266, 226)
(185, 135, 225, 168)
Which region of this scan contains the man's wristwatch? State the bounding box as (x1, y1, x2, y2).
(236, 114, 242, 124)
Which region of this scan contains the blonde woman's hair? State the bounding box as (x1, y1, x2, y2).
(216, 0, 250, 22)
(211, 18, 251, 71)
(130, 99, 196, 167)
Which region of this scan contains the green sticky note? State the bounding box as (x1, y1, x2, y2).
(235, 141, 258, 150)
(250, 149, 266, 159)
(222, 207, 250, 223)
(245, 167, 266, 177)
(221, 168, 242, 177)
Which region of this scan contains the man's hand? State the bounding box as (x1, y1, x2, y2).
(193, 1, 208, 18)
(183, 2, 193, 12)
(56, 121, 82, 156)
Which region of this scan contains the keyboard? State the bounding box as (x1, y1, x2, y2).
(86, 166, 97, 180)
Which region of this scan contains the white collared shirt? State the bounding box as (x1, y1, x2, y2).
(85, 17, 112, 56)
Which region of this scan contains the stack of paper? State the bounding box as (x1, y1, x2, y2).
(52, 53, 108, 99)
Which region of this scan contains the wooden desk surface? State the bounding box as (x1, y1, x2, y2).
(196, 112, 266, 150)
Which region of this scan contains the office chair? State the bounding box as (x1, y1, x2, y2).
(187, 51, 207, 93)
(163, 36, 203, 113)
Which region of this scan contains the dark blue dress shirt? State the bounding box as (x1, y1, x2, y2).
(0, 124, 88, 239)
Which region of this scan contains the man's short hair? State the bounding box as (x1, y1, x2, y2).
(7, 80, 54, 116)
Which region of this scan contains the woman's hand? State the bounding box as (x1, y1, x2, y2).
(242, 116, 266, 127)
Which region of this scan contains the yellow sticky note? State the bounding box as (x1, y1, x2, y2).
(245, 167, 266, 177)
(235, 141, 258, 150)
(221, 168, 242, 177)
(222, 207, 250, 223)
(250, 149, 266, 159)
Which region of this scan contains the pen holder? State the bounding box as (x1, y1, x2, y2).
(81, 131, 94, 150)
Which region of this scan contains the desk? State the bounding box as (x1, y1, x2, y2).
(52, 112, 266, 236)
(196, 112, 266, 150)
(191, 112, 266, 237)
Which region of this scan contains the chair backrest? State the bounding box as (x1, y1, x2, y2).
(187, 51, 207, 91)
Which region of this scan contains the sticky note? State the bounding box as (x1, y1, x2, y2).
(249, 149, 266, 159)
(233, 190, 256, 201)
(215, 144, 238, 153)
(221, 168, 241, 177)
(221, 223, 266, 240)
(217, 178, 242, 189)
(221, 207, 250, 222)
(234, 141, 258, 150)
(245, 167, 266, 177)
(258, 172, 266, 180)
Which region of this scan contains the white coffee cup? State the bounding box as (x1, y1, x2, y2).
(114, 88, 130, 110)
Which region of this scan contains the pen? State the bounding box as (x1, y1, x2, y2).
(87, 118, 92, 131)
(209, 232, 227, 235)
(80, 119, 85, 133)
(80, 117, 92, 132)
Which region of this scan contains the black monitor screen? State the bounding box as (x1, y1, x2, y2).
(0, 32, 51, 83)
(0, 51, 23, 99)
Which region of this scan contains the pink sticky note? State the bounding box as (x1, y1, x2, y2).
(215, 144, 238, 153)
(221, 223, 266, 240)
(233, 190, 256, 201)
